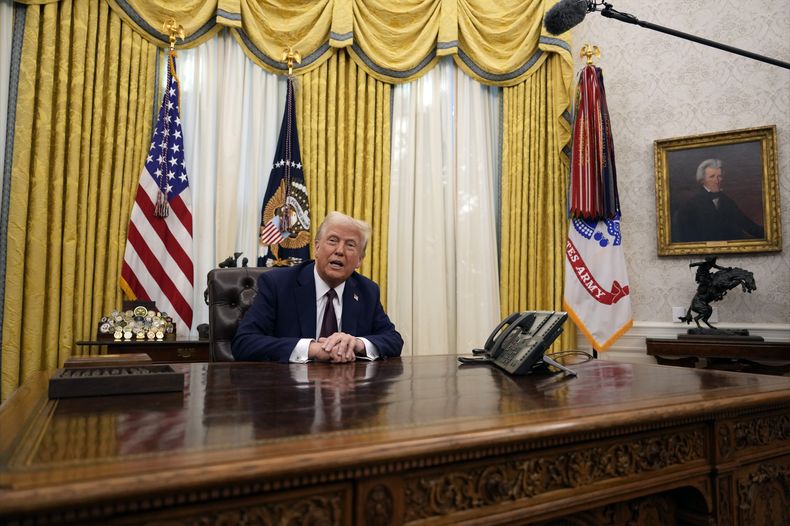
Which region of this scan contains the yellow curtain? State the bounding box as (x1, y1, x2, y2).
(2, 0, 157, 400)
(296, 50, 392, 304)
(500, 53, 576, 351)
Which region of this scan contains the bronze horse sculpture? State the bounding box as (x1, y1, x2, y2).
(679, 263, 756, 329)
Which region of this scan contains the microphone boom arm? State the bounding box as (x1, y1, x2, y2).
(597, 3, 790, 70)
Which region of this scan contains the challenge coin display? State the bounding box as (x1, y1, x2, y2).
(97, 307, 176, 341)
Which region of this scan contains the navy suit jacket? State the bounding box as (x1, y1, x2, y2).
(232, 261, 403, 362)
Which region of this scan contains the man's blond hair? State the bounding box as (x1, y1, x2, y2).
(316, 211, 372, 256)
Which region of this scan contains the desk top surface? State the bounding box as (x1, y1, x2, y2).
(2, 356, 790, 512)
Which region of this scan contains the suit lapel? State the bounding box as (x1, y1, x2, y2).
(342, 274, 360, 335)
(296, 262, 317, 338)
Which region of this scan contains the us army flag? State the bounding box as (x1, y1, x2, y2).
(563, 63, 632, 351)
(564, 217, 632, 351)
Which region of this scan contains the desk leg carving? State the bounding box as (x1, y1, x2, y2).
(735, 459, 790, 526)
(715, 473, 733, 526)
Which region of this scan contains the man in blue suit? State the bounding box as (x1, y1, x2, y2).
(232, 212, 403, 363)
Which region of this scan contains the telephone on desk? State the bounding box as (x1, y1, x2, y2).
(459, 311, 576, 377)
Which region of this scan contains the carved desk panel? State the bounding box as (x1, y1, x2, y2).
(1, 357, 789, 525)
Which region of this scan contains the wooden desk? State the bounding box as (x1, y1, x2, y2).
(1, 357, 789, 525)
(75, 339, 209, 363)
(647, 337, 790, 375)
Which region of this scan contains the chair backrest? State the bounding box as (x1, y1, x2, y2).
(207, 267, 271, 361)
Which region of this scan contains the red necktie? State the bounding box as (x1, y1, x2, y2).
(319, 289, 338, 338)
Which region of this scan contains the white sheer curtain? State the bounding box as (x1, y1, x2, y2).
(388, 58, 501, 356)
(177, 31, 286, 333)
(1, 0, 13, 207)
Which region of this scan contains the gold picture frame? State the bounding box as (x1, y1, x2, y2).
(654, 125, 781, 256)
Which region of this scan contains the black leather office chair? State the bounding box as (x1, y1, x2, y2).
(206, 267, 271, 361)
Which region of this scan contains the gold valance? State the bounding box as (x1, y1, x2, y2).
(104, 0, 223, 48)
(16, 0, 572, 86)
(230, 0, 574, 86)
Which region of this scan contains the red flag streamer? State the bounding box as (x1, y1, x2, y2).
(569, 65, 619, 219)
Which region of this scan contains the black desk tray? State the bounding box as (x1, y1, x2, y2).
(49, 365, 184, 399)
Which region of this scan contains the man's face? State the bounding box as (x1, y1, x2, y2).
(701, 167, 723, 192)
(314, 223, 364, 288)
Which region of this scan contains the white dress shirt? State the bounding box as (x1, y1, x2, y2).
(288, 267, 380, 362)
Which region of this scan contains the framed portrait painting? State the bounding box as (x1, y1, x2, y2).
(654, 125, 781, 256)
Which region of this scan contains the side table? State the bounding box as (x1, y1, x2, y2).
(646, 337, 790, 376)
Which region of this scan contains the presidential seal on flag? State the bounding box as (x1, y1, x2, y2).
(259, 180, 311, 251)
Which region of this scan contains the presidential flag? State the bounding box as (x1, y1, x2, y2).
(563, 64, 632, 352)
(120, 50, 193, 337)
(258, 77, 311, 267)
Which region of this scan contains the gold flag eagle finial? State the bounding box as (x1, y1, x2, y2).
(580, 44, 601, 65)
(163, 18, 185, 51)
(281, 47, 302, 76)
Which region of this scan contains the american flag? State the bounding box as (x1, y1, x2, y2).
(120, 51, 193, 337)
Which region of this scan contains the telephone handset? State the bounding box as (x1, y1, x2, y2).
(484, 312, 534, 359)
(460, 311, 576, 376)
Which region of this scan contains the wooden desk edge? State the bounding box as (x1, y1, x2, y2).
(2, 384, 790, 516)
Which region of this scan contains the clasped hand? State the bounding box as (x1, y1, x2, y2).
(310, 332, 364, 363)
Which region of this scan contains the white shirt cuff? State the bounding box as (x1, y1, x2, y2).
(289, 338, 313, 363)
(357, 337, 380, 360)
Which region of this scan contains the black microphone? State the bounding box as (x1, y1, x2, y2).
(544, 0, 594, 35)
